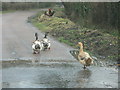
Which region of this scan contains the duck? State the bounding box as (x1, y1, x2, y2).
(32, 33, 43, 54)
(77, 42, 93, 69)
(41, 32, 51, 51)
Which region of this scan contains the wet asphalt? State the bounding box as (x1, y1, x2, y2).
(0, 10, 118, 88)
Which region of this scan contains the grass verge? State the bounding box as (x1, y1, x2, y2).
(0, 10, 16, 14)
(29, 7, 118, 62)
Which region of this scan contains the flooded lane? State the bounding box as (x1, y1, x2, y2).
(1, 11, 118, 88)
(1, 60, 118, 88)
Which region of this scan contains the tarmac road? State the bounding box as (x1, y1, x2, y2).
(1, 10, 75, 62)
(0, 10, 118, 88)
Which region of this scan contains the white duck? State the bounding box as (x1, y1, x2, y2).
(41, 32, 51, 51)
(32, 33, 43, 54)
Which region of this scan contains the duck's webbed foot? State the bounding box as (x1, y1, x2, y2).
(83, 65, 86, 69)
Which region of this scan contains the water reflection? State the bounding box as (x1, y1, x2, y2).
(75, 69, 91, 88)
(35, 73, 69, 88)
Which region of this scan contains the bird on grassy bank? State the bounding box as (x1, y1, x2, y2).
(77, 42, 93, 69)
(44, 8, 55, 17)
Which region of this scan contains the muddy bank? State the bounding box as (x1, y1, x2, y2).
(30, 8, 118, 63)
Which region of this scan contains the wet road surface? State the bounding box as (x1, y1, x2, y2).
(2, 10, 75, 61)
(1, 60, 118, 88)
(1, 11, 118, 88)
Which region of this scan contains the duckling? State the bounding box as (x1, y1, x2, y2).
(77, 42, 93, 69)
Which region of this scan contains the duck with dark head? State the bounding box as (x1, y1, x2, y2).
(41, 32, 51, 51)
(32, 33, 43, 54)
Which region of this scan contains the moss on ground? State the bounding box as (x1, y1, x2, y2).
(30, 8, 118, 62)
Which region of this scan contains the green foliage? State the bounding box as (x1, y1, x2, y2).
(58, 37, 74, 46)
(33, 22, 50, 32)
(2, 2, 56, 11)
(30, 5, 118, 61)
(31, 9, 75, 32)
(63, 2, 119, 30)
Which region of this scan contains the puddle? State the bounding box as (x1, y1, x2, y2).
(1, 59, 118, 88)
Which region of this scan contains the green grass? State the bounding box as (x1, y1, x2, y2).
(1, 10, 16, 14)
(33, 21, 51, 32)
(31, 12, 75, 46)
(29, 7, 118, 61)
(107, 54, 119, 60)
(99, 28, 118, 37)
(58, 37, 74, 46)
(30, 9, 75, 32)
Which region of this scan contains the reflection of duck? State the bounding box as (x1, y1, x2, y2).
(77, 42, 93, 69)
(78, 69, 91, 78)
(75, 69, 91, 88)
